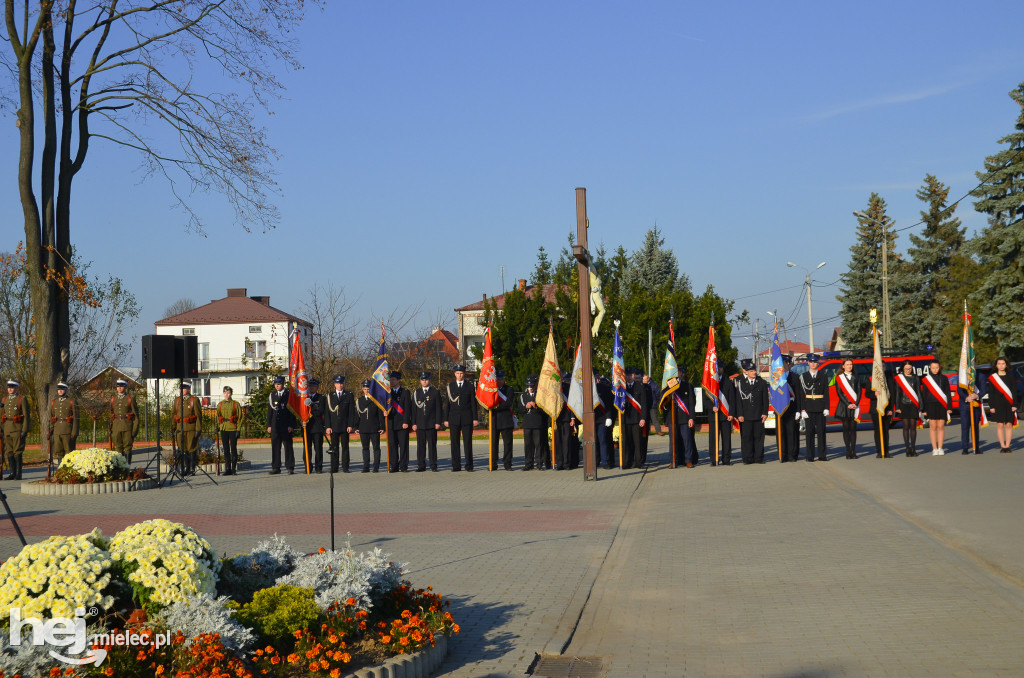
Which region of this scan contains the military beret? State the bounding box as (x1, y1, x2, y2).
(273, 376, 285, 385)
(453, 364, 467, 372)
(57, 382, 69, 389)
(334, 375, 345, 384)
(6, 380, 19, 388)
(361, 379, 371, 388)
(495, 370, 505, 379)
(308, 378, 320, 387)
(115, 379, 128, 386)
(390, 371, 402, 380)
(419, 372, 431, 380)
(741, 359, 755, 371)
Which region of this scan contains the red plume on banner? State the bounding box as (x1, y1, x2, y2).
(476, 327, 500, 409)
(288, 331, 311, 422)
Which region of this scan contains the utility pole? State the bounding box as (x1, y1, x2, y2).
(805, 271, 815, 353)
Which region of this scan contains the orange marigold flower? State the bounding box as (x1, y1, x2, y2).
(287, 653, 299, 663)
(401, 610, 412, 619)
(308, 663, 319, 672)
(330, 669, 342, 678)
(400, 636, 410, 646)
(340, 652, 351, 663)
(318, 547, 327, 554)
(328, 634, 339, 644)
(270, 656, 280, 665)
(381, 635, 391, 644)
(453, 624, 461, 633)
(294, 629, 303, 639)
(359, 621, 367, 631)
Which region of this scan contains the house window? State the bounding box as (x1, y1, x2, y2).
(246, 375, 265, 394)
(249, 325, 262, 333)
(182, 328, 196, 336)
(198, 342, 210, 370)
(245, 340, 267, 360)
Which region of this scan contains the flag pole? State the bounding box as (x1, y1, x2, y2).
(714, 409, 719, 466)
(386, 427, 392, 473)
(489, 410, 495, 471)
(303, 423, 311, 474)
(670, 404, 676, 468)
(618, 410, 623, 469)
(776, 413, 782, 461)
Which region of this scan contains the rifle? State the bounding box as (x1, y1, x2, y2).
(0, 430, 5, 475)
(46, 424, 54, 481)
(215, 424, 222, 475)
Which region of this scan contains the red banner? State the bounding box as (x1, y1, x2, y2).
(476, 327, 500, 409)
(702, 326, 720, 401)
(288, 331, 311, 422)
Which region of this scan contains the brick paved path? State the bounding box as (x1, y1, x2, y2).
(2, 427, 1022, 676)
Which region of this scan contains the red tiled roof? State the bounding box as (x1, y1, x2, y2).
(454, 284, 564, 312)
(155, 289, 311, 326)
(758, 340, 818, 356)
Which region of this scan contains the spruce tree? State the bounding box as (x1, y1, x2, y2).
(620, 225, 688, 298)
(531, 246, 553, 285)
(969, 81, 1024, 360)
(905, 175, 967, 350)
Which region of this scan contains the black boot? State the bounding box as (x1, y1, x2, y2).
(4, 455, 14, 480)
(13, 455, 23, 480)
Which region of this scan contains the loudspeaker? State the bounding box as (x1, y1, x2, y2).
(175, 335, 199, 379)
(141, 335, 176, 379)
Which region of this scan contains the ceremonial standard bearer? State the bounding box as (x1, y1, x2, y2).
(519, 375, 547, 471)
(662, 369, 696, 467)
(796, 354, 830, 462)
(325, 376, 355, 473)
(706, 371, 738, 465)
(444, 364, 478, 472)
(492, 371, 516, 470)
(868, 369, 895, 458)
(413, 372, 443, 471)
(356, 379, 385, 472)
(266, 376, 296, 474)
(303, 378, 327, 472)
(555, 372, 579, 470)
(387, 372, 413, 472)
(779, 356, 800, 462)
(736, 359, 769, 464)
(49, 382, 79, 463)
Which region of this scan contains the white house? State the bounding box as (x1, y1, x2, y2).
(152, 288, 312, 406)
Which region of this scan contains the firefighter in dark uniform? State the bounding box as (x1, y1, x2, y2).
(303, 378, 327, 473)
(266, 375, 295, 474)
(173, 382, 203, 474)
(779, 356, 801, 462)
(555, 372, 578, 470)
(356, 379, 385, 472)
(49, 382, 79, 464)
(412, 372, 443, 471)
(796, 354, 831, 462)
(216, 386, 244, 475)
(325, 376, 355, 473)
(662, 370, 697, 467)
(491, 370, 516, 470)
(110, 379, 139, 464)
(519, 375, 547, 471)
(387, 371, 413, 472)
(736, 359, 769, 464)
(444, 364, 478, 472)
(705, 370, 738, 466)
(2, 380, 30, 479)
(596, 375, 615, 469)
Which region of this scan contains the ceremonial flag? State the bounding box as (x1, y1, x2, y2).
(871, 326, 889, 415)
(368, 324, 391, 414)
(957, 304, 977, 395)
(287, 331, 311, 422)
(767, 324, 792, 415)
(658, 319, 680, 409)
(566, 344, 599, 419)
(701, 325, 721, 405)
(536, 326, 563, 420)
(476, 327, 500, 409)
(612, 326, 627, 412)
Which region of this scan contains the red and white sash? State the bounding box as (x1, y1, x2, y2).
(989, 374, 1019, 426)
(895, 374, 920, 407)
(837, 373, 858, 405)
(980, 404, 989, 427)
(718, 391, 731, 418)
(922, 374, 949, 409)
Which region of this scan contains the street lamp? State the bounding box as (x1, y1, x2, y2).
(786, 260, 827, 355)
(852, 210, 891, 349)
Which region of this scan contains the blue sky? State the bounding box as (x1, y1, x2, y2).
(3, 1, 1021, 363)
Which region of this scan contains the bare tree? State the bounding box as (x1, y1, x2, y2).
(162, 297, 196, 319)
(4, 0, 320, 441)
(297, 283, 360, 382)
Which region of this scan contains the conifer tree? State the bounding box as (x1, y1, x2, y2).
(969, 81, 1024, 360)
(620, 225, 689, 298)
(531, 246, 553, 285)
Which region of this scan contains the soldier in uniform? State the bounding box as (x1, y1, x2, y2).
(266, 375, 295, 474)
(109, 379, 139, 464)
(49, 382, 79, 464)
(555, 372, 578, 470)
(736, 359, 769, 464)
(444, 364, 478, 472)
(662, 368, 697, 467)
(387, 371, 413, 472)
(491, 370, 516, 470)
(2, 380, 30, 480)
(356, 379, 385, 472)
(412, 372, 443, 471)
(779, 356, 801, 463)
(216, 386, 244, 475)
(303, 378, 327, 473)
(795, 354, 831, 462)
(173, 382, 203, 474)
(325, 376, 354, 473)
(595, 374, 615, 469)
(519, 375, 547, 471)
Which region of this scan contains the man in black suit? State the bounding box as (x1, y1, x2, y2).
(736, 359, 769, 464)
(303, 378, 327, 473)
(596, 375, 615, 469)
(413, 372, 444, 471)
(266, 375, 296, 475)
(325, 375, 354, 473)
(779, 356, 801, 462)
(355, 379, 385, 472)
(555, 372, 579, 470)
(704, 371, 738, 466)
(387, 371, 413, 472)
(444, 364, 478, 471)
(491, 370, 516, 470)
(622, 367, 650, 468)
(663, 369, 697, 467)
(519, 375, 547, 471)
(796, 353, 831, 462)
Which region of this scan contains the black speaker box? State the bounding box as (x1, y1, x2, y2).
(175, 335, 199, 379)
(141, 335, 176, 379)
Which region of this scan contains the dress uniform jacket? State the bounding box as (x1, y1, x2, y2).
(172, 393, 203, 457)
(662, 379, 697, 466)
(216, 400, 244, 432)
(795, 369, 830, 461)
(326, 388, 356, 431)
(306, 393, 326, 435)
(445, 381, 479, 427)
(492, 385, 515, 430)
(109, 393, 139, 461)
(388, 387, 413, 431)
(519, 389, 548, 470)
(355, 396, 385, 433)
(50, 395, 79, 459)
(2, 392, 30, 478)
(413, 386, 444, 429)
(267, 389, 296, 433)
(736, 374, 769, 464)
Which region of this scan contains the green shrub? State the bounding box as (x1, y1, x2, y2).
(232, 584, 322, 649)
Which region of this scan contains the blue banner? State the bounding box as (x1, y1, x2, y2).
(768, 327, 792, 415)
(369, 326, 391, 414)
(612, 327, 627, 412)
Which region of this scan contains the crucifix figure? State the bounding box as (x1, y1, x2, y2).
(573, 237, 606, 339)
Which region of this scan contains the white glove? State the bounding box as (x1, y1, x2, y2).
(800, 410, 808, 420)
(854, 408, 860, 419)
(304, 397, 312, 406)
(605, 418, 613, 427)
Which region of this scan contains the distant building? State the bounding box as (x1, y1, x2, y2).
(81, 366, 142, 395)
(453, 279, 562, 370)
(153, 288, 312, 406)
(393, 328, 460, 374)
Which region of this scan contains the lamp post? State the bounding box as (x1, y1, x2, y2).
(786, 261, 827, 355)
(852, 211, 891, 349)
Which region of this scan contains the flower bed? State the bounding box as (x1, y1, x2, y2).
(0, 526, 459, 678)
(45, 447, 150, 485)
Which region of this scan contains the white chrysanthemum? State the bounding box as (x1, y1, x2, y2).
(56, 447, 129, 481)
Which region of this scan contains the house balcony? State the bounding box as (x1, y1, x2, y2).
(198, 358, 262, 373)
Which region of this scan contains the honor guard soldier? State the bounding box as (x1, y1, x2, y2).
(893, 360, 921, 457)
(387, 371, 413, 472)
(216, 386, 244, 475)
(266, 376, 296, 474)
(491, 371, 516, 470)
(173, 382, 203, 474)
(325, 376, 355, 473)
(303, 378, 327, 473)
(736, 359, 769, 464)
(795, 354, 830, 462)
(662, 368, 697, 467)
(413, 372, 443, 471)
(519, 375, 547, 471)
(110, 379, 139, 463)
(356, 379, 385, 472)
(444, 364, 478, 472)
(2, 380, 30, 480)
(778, 357, 801, 462)
(555, 372, 578, 470)
(49, 382, 79, 464)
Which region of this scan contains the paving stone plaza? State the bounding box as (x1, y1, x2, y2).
(2, 426, 1023, 677)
